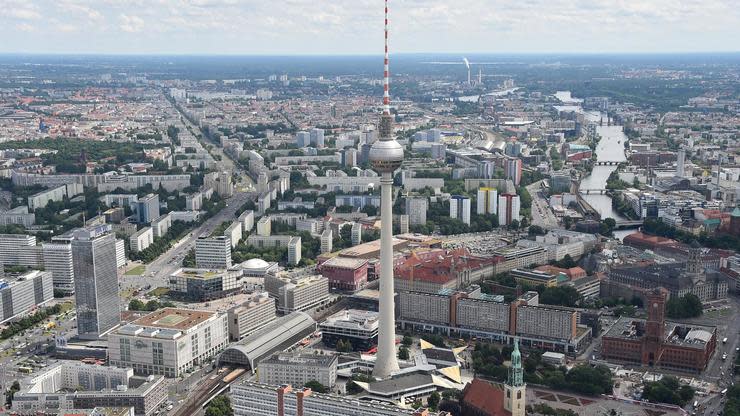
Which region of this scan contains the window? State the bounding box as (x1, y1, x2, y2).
(120, 338, 131, 362)
(152, 342, 164, 366)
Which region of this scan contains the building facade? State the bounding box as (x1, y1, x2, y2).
(0, 270, 54, 324)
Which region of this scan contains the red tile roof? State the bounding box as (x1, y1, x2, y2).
(462, 379, 509, 416)
(394, 248, 493, 284)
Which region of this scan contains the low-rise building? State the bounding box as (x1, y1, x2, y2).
(319, 257, 368, 291)
(168, 268, 244, 302)
(319, 309, 378, 351)
(510, 268, 559, 287)
(11, 361, 166, 416)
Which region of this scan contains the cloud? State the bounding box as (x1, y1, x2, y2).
(15, 22, 35, 32)
(119, 14, 144, 33)
(4, 8, 42, 20)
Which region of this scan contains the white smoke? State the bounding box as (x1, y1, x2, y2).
(462, 57, 470, 69)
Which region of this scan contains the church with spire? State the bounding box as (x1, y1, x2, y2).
(460, 340, 527, 416)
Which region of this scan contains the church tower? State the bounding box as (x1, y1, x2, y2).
(504, 339, 526, 416)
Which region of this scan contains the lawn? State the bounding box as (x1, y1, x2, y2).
(125, 265, 147, 275)
(149, 287, 170, 297)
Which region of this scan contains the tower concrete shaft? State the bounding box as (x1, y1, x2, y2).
(372, 172, 400, 378)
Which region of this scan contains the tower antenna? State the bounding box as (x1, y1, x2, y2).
(383, 0, 390, 116)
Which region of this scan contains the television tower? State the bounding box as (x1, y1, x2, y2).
(370, 0, 403, 379)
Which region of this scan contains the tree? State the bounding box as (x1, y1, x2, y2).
(666, 294, 703, 319)
(642, 376, 694, 406)
(540, 286, 582, 307)
(509, 219, 520, 230)
(427, 391, 441, 410)
(554, 254, 577, 269)
(128, 299, 145, 311)
(205, 395, 233, 416)
(5, 380, 20, 406)
(398, 346, 410, 360)
(304, 380, 328, 393)
(563, 216, 573, 229)
(336, 339, 352, 353)
(402, 335, 413, 347)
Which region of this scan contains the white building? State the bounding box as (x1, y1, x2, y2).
(238, 210, 255, 233)
(225, 221, 243, 248)
(258, 353, 338, 389)
(0, 270, 54, 324)
(108, 308, 229, 378)
(0, 233, 44, 268)
(449, 195, 471, 225)
(476, 187, 498, 215)
(115, 239, 127, 268)
(168, 268, 244, 301)
(227, 292, 277, 341)
(264, 271, 329, 313)
(195, 236, 232, 269)
(320, 229, 333, 254)
(186, 192, 203, 211)
(151, 214, 172, 238)
(42, 239, 75, 295)
(257, 216, 272, 236)
(129, 227, 154, 253)
(498, 194, 521, 226)
(351, 222, 362, 246)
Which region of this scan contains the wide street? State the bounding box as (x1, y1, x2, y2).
(526, 180, 559, 229)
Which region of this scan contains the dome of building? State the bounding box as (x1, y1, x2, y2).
(242, 258, 270, 270)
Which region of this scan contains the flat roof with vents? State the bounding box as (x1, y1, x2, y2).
(133, 308, 215, 331)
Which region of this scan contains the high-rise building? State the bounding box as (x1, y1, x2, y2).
(498, 194, 521, 226)
(449, 195, 471, 225)
(135, 194, 160, 224)
(676, 148, 685, 178)
(195, 236, 232, 269)
(351, 222, 362, 246)
(399, 214, 409, 234)
(320, 229, 333, 254)
(405, 197, 427, 226)
(506, 158, 523, 186)
(287, 237, 302, 266)
(257, 216, 271, 236)
(72, 226, 120, 339)
(368, 0, 402, 378)
(310, 128, 325, 148)
(42, 238, 75, 295)
(476, 187, 497, 215)
(295, 131, 310, 147)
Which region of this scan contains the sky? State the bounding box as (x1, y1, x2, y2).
(1, 0, 739, 55)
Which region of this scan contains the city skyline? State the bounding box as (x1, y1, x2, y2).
(1, 0, 739, 55)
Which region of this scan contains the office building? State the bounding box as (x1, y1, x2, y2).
(116, 239, 126, 268)
(11, 362, 167, 416)
(550, 172, 572, 194)
(497, 194, 521, 226)
(258, 353, 338, 389)
(476, 187, 497, 215)
(320, 229, 333, 254)
(168, 268, 245, 302)
(449, 195, 471, 225)
(602, 289, 716, 373)
(491, 246, 548, 274)
(135, 194, 160, 224)
(0, 233, 43, 268)
(0, 270, 54, 324)
(288, 237, 302, 266)
(195, 236, 232, 269)
(430, 143, 446, 160)
(319, 257, 368, 291)
(399, 214, 409, 234)
(228, 293, 277, 341)
(505, 158, 522, 186)
(72, 226, 120, 340)
(43, 239, 75, 295)
(405, 197, 428, 226)
(108, 308, 229, 378)
(129, 227, 154, 253)
(264, 271, 329, 313)
(257, 216, 272, 236)
(319, 309, 379, 351)
(510, 268, 559, 288)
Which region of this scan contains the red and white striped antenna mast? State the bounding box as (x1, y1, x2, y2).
(382, 0, 390, 116)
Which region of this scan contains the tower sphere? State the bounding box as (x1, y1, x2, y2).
(370, 139, 404, 173)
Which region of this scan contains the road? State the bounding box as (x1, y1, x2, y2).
(526, 180, 559, 229)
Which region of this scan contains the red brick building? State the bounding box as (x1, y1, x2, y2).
(601, 288, 717, 373)
(318, 257, 368, 291)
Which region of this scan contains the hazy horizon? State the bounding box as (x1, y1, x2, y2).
(1, 0, 738, 55)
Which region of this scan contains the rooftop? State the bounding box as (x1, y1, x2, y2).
(260, 352, 338, 368)
(132, 307, 216, 331)
(604, 316, 716, 349)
